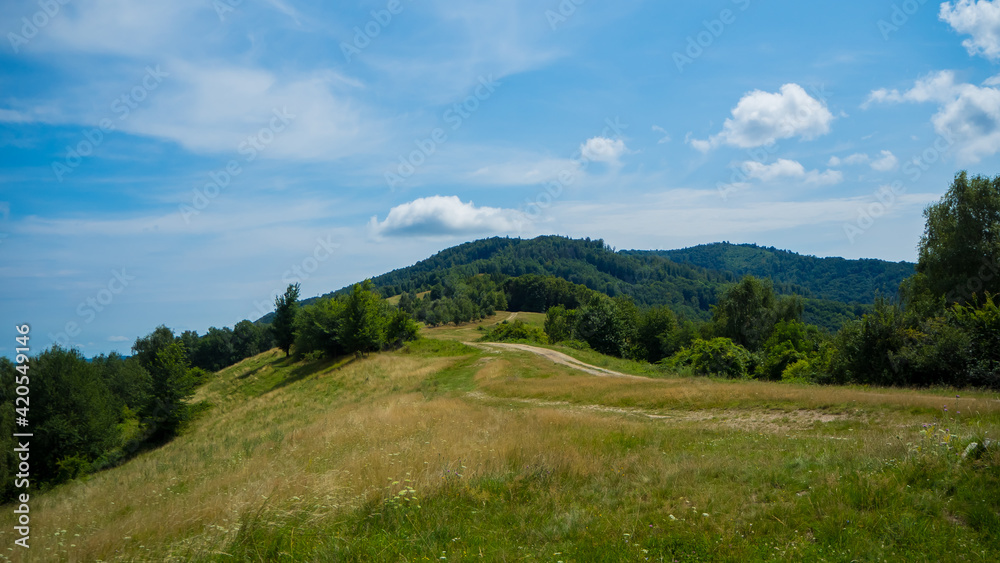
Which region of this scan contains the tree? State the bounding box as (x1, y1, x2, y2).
(133, 327, 196, 439)
(31, 347, 118, 482)
(913, 171, 1000, 305)
(384, 307, 420, 348)
(272, 283, 301, 357)
(233, 320, 266, 359)
(294, 297, 347, 358)
(712, 275, 801, 351)
(636, 306, 679, 362)
(343, 280, 385, 356)
(544, 305, 575, 343)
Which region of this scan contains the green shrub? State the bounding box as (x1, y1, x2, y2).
(666, 337, 753, 379)
(479, 320, 548, 344)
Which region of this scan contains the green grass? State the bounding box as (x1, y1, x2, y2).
(6, 335, 1000, 562)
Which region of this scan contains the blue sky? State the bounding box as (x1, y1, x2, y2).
(2, 0, 999, 357)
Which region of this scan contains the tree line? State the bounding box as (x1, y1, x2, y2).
(0, 281, 420, 501)
(482, 172, 999, 390)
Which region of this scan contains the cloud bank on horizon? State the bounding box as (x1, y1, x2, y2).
(1, 0, 999, 356)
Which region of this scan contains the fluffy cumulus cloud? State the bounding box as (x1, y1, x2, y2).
(689, 84, 835, 151)
(870, 150, 899, 171)
(741, 158, 842, 185)
(864, 71, 1000, 162)
(940, 0, 1000, 61)
(580, 136, 627, 165)
(369, 196, 527, 237)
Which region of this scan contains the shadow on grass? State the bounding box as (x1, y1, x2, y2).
(265, 354, 356, 394)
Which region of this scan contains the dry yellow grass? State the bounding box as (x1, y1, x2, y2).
(2, 338, 998, 561)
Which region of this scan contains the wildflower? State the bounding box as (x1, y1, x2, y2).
(703, 513, 710, 517)
(669, 514, 677, 521)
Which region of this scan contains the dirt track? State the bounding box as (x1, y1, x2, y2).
(469, 342, 643, 379)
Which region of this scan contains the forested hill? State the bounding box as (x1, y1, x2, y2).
(628, 243, 915, 304)
(319, 236, 734, 320)
(295, 236, 913, 331)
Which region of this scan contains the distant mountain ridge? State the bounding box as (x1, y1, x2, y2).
(288, 236, 915, 332)
(624, 242, 915, 305)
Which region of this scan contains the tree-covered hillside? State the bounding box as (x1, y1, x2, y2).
(631, 243, 914, 304)
(300, 236, 909, 332)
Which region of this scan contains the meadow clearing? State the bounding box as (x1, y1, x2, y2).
(2, 312, 999, 562)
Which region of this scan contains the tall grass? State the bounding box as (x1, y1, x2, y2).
(1, 337, 998, 562)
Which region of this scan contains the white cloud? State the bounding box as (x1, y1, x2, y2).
(652, 125, 671, 144)
(107, 335, 129, 342)
(580, 137, 627, 165)
(689, 84, 835, 150)
(368, 196, 527, 237)
(940, 0, 1000, 61)
(122, 61, 375, 160)
(870, 150, 899, 171)
(740, 158, 843, 185)
(828, 153, 871, 167)
(467, 157, 581, 185)
(864, 71, 1000, 163)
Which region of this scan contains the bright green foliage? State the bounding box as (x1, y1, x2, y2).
(294, 281, 419, 358)
(952, 295, 1000, 388)
(755, 320, 824, 381)
(914, 172, 1000, 306)
(273, 283, 301, 357)
(385, 308, 420, 347)
(543, 305, 576, 344)
(343, 280, 387, 356)
(294, 297, 347, 358)
(667, 337, 754, 379)
(712, 275, 802, 351)
(479, 320, 548, 344)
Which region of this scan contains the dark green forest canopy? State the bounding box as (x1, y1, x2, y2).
(629, 242, 915, 304)
(277, 236, 913, 333)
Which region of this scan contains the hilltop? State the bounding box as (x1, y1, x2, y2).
(297, 236, 914, 332)
(9, 313, 999, 561)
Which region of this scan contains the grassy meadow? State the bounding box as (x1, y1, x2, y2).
(3, 313, 1000, 561)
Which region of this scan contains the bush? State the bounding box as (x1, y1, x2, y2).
(666, 337, 754, 379)
(953, 295, 1000, 389)
(479, 320, 548, 344)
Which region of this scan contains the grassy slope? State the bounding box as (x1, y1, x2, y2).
(3, 318, 1000, 562)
